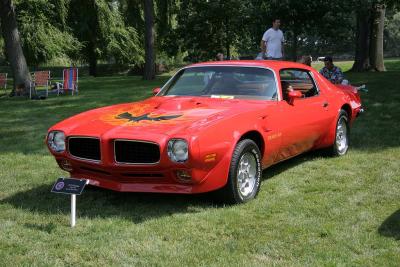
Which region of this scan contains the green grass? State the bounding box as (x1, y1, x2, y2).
(0, 61, 399, 266)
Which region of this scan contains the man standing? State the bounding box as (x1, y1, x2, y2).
(319, 56, 344, 84)
(260, 19, 285, 60)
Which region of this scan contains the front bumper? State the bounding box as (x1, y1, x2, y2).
(54, 151, 231, 194)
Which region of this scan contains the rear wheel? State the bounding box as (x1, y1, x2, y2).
(330, 109, 349, 156)
(218, 139, 262, 204)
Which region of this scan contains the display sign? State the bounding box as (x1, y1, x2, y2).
(51, 178, 88, 195)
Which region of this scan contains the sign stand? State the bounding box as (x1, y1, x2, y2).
(51, 178, 89, 228)
(71, 194, 76, 227)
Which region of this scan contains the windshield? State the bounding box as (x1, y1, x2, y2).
(161, 66, 277, 100)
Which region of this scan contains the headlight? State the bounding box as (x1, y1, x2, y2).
(47, 131, 65, 152)
(167, 139, 188, 162)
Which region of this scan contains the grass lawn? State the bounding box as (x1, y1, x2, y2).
(0, 60, 399, 266)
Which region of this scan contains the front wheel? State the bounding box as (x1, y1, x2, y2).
(218, 139, 262, 204)
(330, 109, 350, 156)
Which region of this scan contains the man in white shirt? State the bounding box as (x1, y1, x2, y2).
(260, 19, 285, 60)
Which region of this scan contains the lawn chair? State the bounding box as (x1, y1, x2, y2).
(56, 68, 78, 95)
(0, 73, 7, 95)
(30, 70, 50, 99)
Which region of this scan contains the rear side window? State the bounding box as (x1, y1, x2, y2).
(280, 69, 319, 100)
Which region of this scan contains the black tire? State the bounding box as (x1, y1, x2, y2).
(218, 139, 262, 204)
(330, 109, 350, 156)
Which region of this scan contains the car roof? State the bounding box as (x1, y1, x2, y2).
(189, 60, 314, 72)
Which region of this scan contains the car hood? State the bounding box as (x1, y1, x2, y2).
(50, 96, 272, 138)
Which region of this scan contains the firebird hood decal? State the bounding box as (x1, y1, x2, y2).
(100, 103, 191, 126)
(116, 112, 182, 122)
(55, 97, 269, 136)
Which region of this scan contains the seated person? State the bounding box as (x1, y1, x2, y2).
(319, 56, 344, 84)
(281, 81, 294, 101)
(215, 53, 224, 61)
(299, 55, 312, 67)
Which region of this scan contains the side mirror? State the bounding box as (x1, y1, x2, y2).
(287, 90, 302, 104)
(152, 87, 161, 95)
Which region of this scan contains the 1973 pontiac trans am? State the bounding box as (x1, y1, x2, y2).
(47, 60, 363, 203)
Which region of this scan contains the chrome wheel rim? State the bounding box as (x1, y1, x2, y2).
(336, 117, 348, 154)
(237, 152, 257, 198)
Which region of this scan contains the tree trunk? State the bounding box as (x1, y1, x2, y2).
(351, 8, 371, 72)
(369, 3, 386, 71)
(143, 0, 155, 80)
(88, 41, 97, 77)
(225, 42, 230, 60)
(0, 0, 31, 95)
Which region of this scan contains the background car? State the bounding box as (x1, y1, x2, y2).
(47, 60, 363, 204)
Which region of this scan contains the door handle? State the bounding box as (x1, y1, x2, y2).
(323, 102, 329, 107)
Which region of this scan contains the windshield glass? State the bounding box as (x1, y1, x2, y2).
(161, 66, 277, 100)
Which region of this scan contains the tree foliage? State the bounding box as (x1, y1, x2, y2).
(68, 0, 143, 75)
(385, 10, 400, 56)
(15, 0, 81, 66)
(0, 0, 31, 93)
(175, 0, 252, 61)
(0, 0, 397, 77)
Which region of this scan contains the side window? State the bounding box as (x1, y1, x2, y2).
(280, 69, 319, 100)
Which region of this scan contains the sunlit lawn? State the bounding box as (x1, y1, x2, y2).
(0, 60, 399, 266)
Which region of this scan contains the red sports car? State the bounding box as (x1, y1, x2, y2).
(47, 61, 363, 203)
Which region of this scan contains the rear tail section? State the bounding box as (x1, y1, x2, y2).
(336, 84, 364, 117)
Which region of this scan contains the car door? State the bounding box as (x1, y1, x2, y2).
(275, 68, 331, 161)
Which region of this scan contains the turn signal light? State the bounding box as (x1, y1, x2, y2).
(176, 170, 192, 183)
(58, 159, 73, 172)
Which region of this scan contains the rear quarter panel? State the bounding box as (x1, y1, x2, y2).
(313, 72, 362, 148)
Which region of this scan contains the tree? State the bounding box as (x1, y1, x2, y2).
(0, 0, 31, 95)
(385, 11, 400, 57)
(68, 0, 142, 76)
(352, 6, 371, 71)
(369, 3, 386, 71)
(351, 0, 395, 72)
(143, 0, 155, 80)
(175, 0, 251, 61)
(15, 0, 81, 66)
(268, 0, 354, 61)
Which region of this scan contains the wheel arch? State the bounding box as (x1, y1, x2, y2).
(341, 103, 352, 121)
(238, 130, 265, 156)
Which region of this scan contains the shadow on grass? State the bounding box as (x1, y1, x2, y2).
(0, 184, 219, 224)
(378, 209, 400, 240)
(262, 150, 325, 181)
(2, 151, 322, 223)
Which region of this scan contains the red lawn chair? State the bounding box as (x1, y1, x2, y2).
(0, 73, 7, 95)
(57, 68, 78, 95)
(30, 70, 50, 99)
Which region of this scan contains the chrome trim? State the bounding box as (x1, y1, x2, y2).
(308, 71, 321, 96)
(67, 136, 101, 163)
(114, 139, 161, 165)
(159, 65, 280, 101)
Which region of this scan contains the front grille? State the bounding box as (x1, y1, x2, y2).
(115, 140, 160, 164)
(68, 137, 101, 161)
